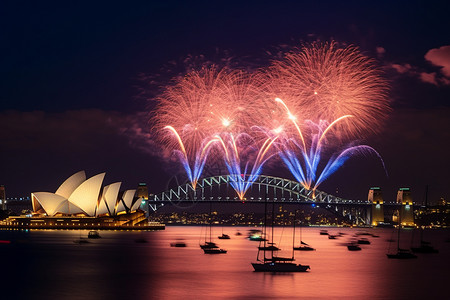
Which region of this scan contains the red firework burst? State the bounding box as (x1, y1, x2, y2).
(261, 41, 390, 139)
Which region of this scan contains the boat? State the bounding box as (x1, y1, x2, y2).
(252, 199, 309, 272)
(235, 230, 242, 236)
(258, 242, 280, 251)
(328, 234, 337, 239)
(218, 233, 230, 239)
(293, 243, 315, 251)
(218, 234, 230, 239)
(248, 229, 267, 241)
(200, 241, 218, 249)
(347, 243, 361, 251)
(200, 203, 226, 254)
(411, 241, 438, 253)
(410, 186, 438, 254)
(387, 248, 417, 259)
(249, 235, 267, 241)
(88, 230, 101, 239)
(386, 210, 417, 259)
(357, 238, 371, 244)
(319, 229, 328, 235)
(170, 240, 187, 247)
(293, 211, 315, 251)
(252, 260, 310, 272)
(203, 248, 227, 254)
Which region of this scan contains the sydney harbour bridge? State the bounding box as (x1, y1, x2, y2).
(146, 175, 415, 226)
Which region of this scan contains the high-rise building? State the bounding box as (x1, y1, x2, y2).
(137, 183, 149, 217)
(137, 183, 149, 200)
(369, 187, 384, 226)
(396, 188, 414, 227)
(0, 185, 6, 210)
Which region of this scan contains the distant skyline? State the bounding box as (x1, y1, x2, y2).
(1, 1, 449, 204)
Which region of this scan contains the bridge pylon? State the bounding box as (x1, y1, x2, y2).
(369, 187, 384, 226)
(396, 188, 415, 227)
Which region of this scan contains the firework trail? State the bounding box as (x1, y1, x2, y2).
(213, 132, 277, 200)
(273, 98, 386, 195)
(164, 126, 217, 189)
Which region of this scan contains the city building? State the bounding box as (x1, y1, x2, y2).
(369, 187, 384, 226)
(137, 183, 149, 200)
(0, 185, 6, 210)
(396, 187, 415, 227)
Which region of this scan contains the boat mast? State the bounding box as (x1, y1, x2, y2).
(209, 201, 212, 243)
(397, 208, 401, 251)
(421, 185, 429, 243)
(258, 188, 268, 262)
(271, 199, 275, 260)
(292, 209, 296, 259)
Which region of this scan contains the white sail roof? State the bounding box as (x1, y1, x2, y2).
(68, 173, 105, 216)
(54, 200, 85, 215)
(31, 192, 67, 216)
(55, 171, 86, 199)
(31, 171, 142, 218)
(105, 182, 121, 216)
(122, 189, 136, 210)
(97, 199, 109, 216)
(130, 197, 143, 212)
(31, 193, 44, 213)
(115, 199, 127, 215)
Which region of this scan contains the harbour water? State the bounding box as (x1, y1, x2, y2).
(1, 226, 449, 299)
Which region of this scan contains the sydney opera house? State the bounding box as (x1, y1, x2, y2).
(1, 171, 164, 230)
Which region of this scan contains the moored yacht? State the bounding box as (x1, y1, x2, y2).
(252, 258, 310, 272)
(387, 248, 417, 259)
(218, 233, 230, 239)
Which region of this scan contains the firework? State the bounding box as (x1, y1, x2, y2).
(262, 41, 390, 139)
(164, 126, 217, 189)
(151, 41, 389, 197)
(273, 98, 386, 194)
(215, 132, 277, 200)
(154, 66, 260, 188)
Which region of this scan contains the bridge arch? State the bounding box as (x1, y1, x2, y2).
(149, 175, 371, 225)
(152, 175, 367, 205)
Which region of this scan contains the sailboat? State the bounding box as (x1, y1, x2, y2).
(200, 203, 227, 254)
(411, 186, 438, 253)
(257, 205, 280, 251)
(293, 210, 315, 251)
(218, 227, 230, 239)
(252, 199, 310, 272)
(386, 209, 417, 259)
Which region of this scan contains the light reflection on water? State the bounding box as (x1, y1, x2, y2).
(1, 227, 449, 299)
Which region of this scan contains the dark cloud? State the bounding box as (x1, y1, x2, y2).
(388, 45, 450, 86)
(0, 110, 170, 196)
(425, 45, 450, 77)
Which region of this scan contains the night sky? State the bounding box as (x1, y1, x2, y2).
(1, 1, 449, 204)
